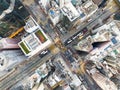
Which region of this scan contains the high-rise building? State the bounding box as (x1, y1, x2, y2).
(58, 0, 65, 8)
(0, 0, 29, 21)
(0, 0, 29, 37)
(0, 0, 9, 14)
(19, 16, 52, 57)
(0, 50, 26, 71)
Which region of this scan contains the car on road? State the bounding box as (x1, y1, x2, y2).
(39, 49, 50, 58)
(64, 38, 73, 46)
(64, 27, 88, 46)
(86, 18, 92, 23)
(72, 34, 78, 40)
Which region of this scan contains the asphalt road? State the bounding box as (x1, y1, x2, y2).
(78, 61, 102, 90)
(62, 9, 115, 44)
(0, 53, 53, 90)
(58, 8, 116, 90)
(0, 3, 117, 90)
(81, 73, 102, 90)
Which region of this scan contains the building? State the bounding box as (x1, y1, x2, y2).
(73, 0, 98, 22)
(43, 55, 84, 90)
(76, 5, 86, 21)
(92, 30, 112, 42)
(0, 50, 26, 71)
(81, 0, 98, 18)
(37, 83, 46, 90)
(18, 29, 52, 57)
(0, 0, 15, 20)
(48, 1, 61, 26)
(114, 0, 120, 6)
(92, 20, 120, 35)
(38, 0, 50, 13)
(0, 38, 20, 50)
(0, 0, 29, 37)
(61, 2, 80, 22)
(92, 0, 103, 6)
(24, 16, 39, 33)
(85, 20, 120, 61)
(66, 0, 98, 30)
(0, 0, 29, 20)
(35, 63, 48, 79)
(48, 0, 98, 28)
(89, 41, 113, 61)
(74, 20, 120, 61)
(75, 20, 120, 54)
(74, 36, 93, 52)
(56, 0, 71, 8)
(90, 68, 117, 90)
(19, 16, 52, 57)
(27, 73, 41, 89)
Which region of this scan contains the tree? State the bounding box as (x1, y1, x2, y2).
(62, 16, 70, 29)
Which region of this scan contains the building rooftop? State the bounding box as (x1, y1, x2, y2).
(86, 20, 120, 61)
(18, 28, 52, 57)
(48, 0, 98, 25)
(0, 50, 26, 71)
(74, 36, 93, 52)
(81, 0, 98, 17)
(0, 38, 20, 50)
(19, 16, 52, 57)
(61, 2, 79, 22)
(76, 5, 86, 21)
(92, 30, 112, 42)
(49, 2, 61, 26)
(24, 16, 39, 33)
(92, 71, 117, 90)
(74, 20, 120, 53)
(92, 0, 103, 6)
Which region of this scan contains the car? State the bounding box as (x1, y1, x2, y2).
(39, 49, 50, 58)
(82, 28, 88, 34)
(64, 38, 73, 46)
(64, 38, 73, 45)
(72, 34, 78, 40)
(79, 35, 83, 40)
(67, 38, 72, 44)
(77, 32, 83, 37)
(86, 18, 92, 23)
